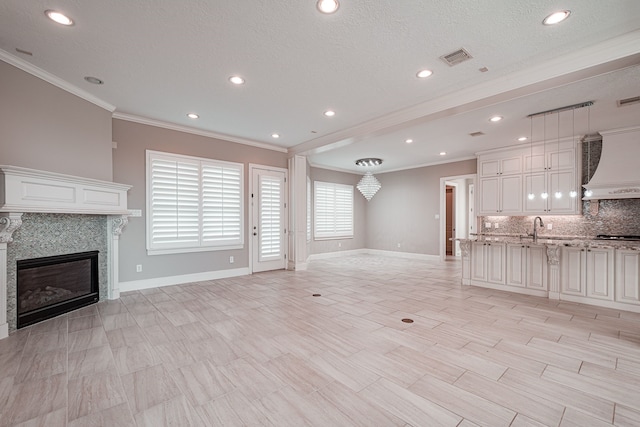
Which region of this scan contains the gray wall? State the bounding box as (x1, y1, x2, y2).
(310, 167, 367, 254)
(366, 159, 477, 255)
(112, 119, 288, 282)
(0, 61, 113, 181)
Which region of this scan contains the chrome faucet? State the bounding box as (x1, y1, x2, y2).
(532, 216, 544, 241)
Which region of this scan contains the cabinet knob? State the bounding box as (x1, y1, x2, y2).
(522, 245, 525, 248)
(581, 249, 585, 252)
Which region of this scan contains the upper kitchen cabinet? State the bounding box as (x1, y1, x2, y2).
(477, 138, 580, 216)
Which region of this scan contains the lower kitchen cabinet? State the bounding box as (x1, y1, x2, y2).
(506, 243, 547, 290)
(561, 246, 614, 300)
(615, 250, 640, 305)
(471, 241, 505, 285)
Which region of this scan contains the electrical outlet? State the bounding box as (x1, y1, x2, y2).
(229, 256, 234, 264)
(547, 223, 553, 230)
(434, 214, 440, 220)
(397, 243, 401, 248)
(485, 222, 492, 228)
(494, 223, 499, 229)
(338, 242, 342, 248)
(136, 264, 142, 273)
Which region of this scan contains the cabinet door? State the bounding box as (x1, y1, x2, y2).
(506, 244, 526, 287)
(487, 243, 506, 285)
(501, 157, 522, 175)
(586, 248, 614, 300)
(561, 247, 586, 296)
(480, 160, 501, 177)
(549, 148, 575, 171)
(500, 175, 522, 213)
(471, 242, 487, 282)
(615, 250, 640, 304)
(523, 173, 547, 213)
(526, 245, 548, 290)
(548, 170, 578, 213)
(524, 148, 546, 173)
(479, 178, 500, 214)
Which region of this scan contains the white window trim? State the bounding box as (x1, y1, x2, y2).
(146, 150, 244, 255)
(313, 180, 354, 240)
(307, 176, 311, 243)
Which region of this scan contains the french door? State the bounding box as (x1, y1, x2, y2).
(250, 165, 287, 272)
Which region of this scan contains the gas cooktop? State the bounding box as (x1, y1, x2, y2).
(595, 234, 640, 241)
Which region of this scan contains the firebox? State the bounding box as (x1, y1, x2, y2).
(16, 251, 99, 328)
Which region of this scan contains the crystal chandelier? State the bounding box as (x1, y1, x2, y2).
(355, 158, 382, 201)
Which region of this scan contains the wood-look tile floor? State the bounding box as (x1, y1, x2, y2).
(2, 254, 640, 426)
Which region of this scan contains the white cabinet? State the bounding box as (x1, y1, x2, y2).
(480, 156, 522, 177)
(561, 246, 614, 300)
(478, 139, 579, 216)
(479, 175, 522, 215)
(615, 250, 640, 305)
(506, 243, 547, 290)
(471, 241, 505, 285)
(523, 170, 578, 214)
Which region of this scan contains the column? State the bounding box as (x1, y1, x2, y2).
(459, 239, 471, 286)
(107, 215, 128, 300)
(288, 155, 309, 270)
(0, 213, 23, 339)
(546, 245, 561, 300)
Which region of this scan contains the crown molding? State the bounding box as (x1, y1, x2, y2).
(0, 49, 116, 112)
(112, 112, 288, 153)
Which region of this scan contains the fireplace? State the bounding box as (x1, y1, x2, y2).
(16, 251, 99, 328)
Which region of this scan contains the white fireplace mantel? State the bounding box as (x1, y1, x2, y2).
(0, 166, 132, 339)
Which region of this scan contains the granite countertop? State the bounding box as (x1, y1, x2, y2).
(456, 234, 640, 250)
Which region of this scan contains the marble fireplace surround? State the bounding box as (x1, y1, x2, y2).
(0, 165, 132, 339)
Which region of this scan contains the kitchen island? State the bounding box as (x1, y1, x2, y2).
(457, 234, 640, 313)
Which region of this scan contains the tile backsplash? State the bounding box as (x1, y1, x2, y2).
(481, 199, 640, 237)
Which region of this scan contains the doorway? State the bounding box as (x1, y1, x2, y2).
(446, 186, 455, 256)
(249, 164, 288, 273)
(439, 174, 477, 261)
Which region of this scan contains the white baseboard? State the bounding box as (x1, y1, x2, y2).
(288, 260, 309, 271)
(365, 249, 440, 261)
(119, 267, 250, 293)
(0, 323, 7, 340)
(308, 248, 440, 262)
(308, 249, 368, 260)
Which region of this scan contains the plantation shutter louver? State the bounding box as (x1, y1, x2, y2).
(147, 150, 243, 254)
(314, 181, 354, 239)
(259, 174, 282, 260)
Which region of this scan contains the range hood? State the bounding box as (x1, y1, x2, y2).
(583, 126, 640, 200)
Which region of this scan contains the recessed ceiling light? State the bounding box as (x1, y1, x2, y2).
(489, 115, 503, 122)
(187, 113, 199, 119)
(405, 139, 413, 144)
(84, 76, 103, 85)
(324, 110, 336, 117)
(439, 152, 447, 156)
(543, 10, 571, 25)
(229, 75, 245, 85)
(45, 10, 74, 26)
(416, 69, 433, 79)
(317, 0, 339, 14)
(518, 137, 528, 141)
(271, 133, 280, 139)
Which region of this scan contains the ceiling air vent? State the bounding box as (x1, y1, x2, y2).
(469, 131, 485, 137)
(617, 96, 640, 107)
(440, 48, 473, 66)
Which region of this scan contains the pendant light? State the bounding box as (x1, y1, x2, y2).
(554, 111, 563, 199)
(569, 107, 578, 198)
(540, 114, 548, 200)
(527, 116, 535, 200)
(355, 158, 382, 201)
(584, 105, 594, 197)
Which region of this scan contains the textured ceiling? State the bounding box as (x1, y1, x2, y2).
(1, 0, 639, 172)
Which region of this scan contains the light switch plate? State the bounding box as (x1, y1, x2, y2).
(485, 222, 492, 228)
(128, 209, 142, 217)
(547, 223, 553, 230)
(494, 223, 499, 229)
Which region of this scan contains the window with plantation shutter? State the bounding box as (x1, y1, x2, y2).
(314, 181, 353, 240)
(146, 150, 243, 254)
